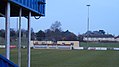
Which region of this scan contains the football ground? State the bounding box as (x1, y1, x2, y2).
(0, 49, 119, 67)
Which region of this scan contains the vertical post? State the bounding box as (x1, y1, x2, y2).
(27, 12, 31, 67)
(18, 8, 22, 67)
(5, 2, 10, 60)
(86, 5, 90, 42)
(86, 5, 90, 32)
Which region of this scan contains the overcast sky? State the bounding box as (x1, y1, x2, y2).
(0, 0, 119, 35)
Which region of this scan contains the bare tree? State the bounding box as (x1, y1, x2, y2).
(50, 21, 62, 32)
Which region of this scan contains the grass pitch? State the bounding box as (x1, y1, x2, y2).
(0, 49, 119, 67)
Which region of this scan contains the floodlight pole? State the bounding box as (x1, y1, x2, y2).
(86, 5, 90, 42)
(86, 5, 90, 32)
(18, 8, 22, 67)
(5, 2, 10, 60)
(27, 11, 31, 67)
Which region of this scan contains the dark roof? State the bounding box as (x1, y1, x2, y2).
(115, 36, 119, 38)
(84, 35, 114, 38)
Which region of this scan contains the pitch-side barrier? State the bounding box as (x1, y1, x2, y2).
(33, 45, 73, 50)
(74, 47, 119, 51)
(32, 45, 119, 51)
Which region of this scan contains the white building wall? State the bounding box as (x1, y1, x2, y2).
(83, 37, 119, 42)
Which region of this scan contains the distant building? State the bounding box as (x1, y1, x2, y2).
(83, 35, 118, 42)
(115, 36, 119, 42)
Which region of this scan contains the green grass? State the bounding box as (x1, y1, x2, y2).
(0, 49, 119, 67)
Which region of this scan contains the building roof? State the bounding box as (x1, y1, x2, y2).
(84, 35, 114, 38)
(115, 35, 119, 38)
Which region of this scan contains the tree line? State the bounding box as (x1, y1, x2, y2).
(0, 21, 117, 42)
(0, 21, 78, 42)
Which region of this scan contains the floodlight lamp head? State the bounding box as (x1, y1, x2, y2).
(86, 5, 90, 6)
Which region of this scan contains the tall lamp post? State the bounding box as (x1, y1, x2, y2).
(86, 4, 90, 42)
(86, 5, 90, 32)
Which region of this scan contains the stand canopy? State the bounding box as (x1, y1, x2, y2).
(0, 0, 45, 17)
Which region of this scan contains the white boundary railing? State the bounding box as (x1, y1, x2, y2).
(33, 45, 73, 50)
